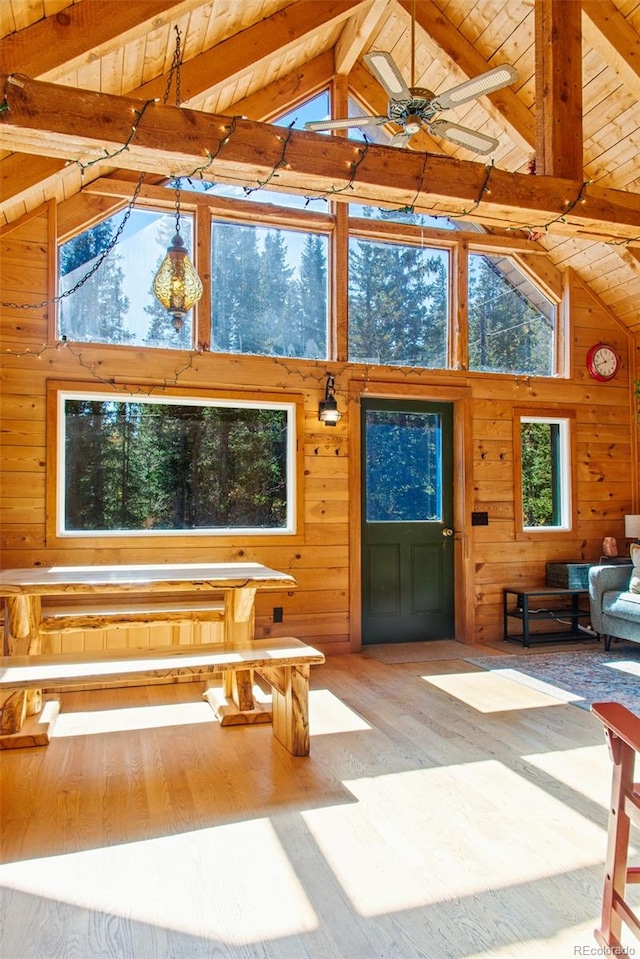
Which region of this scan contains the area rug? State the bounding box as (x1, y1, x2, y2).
(465, 644, 640, 713)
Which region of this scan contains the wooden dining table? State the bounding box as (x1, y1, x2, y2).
(0, 561, 298, 657)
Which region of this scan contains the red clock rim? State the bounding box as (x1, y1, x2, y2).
(586, 343, 619, 382)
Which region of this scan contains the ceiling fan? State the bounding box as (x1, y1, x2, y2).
(305, 52, 518, 156)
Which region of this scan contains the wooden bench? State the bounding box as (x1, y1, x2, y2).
(0, 637, 325, 756)
(591, 702, 640, 950)
(38, 599, 226, 633)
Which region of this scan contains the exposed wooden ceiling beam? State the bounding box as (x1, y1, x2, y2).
(0, 0, 203, 80)
(1, 76, 638, 242)
(396, 0, 535, 154)
(334, 0, 388, 74)
(133, 0, 371, 105)
(535, 0, 583, 179)
(582, 0, 640, 103)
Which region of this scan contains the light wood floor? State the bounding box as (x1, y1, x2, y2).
(1, 642, 637, 958)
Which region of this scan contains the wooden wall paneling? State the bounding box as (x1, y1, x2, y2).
(1, 164, 638, 657)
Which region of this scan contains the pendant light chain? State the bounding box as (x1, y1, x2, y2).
(165, 27, 184, 237)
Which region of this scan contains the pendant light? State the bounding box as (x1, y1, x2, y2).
(153, 177, 203, 331)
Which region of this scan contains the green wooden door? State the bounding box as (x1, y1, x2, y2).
(361, 398, 455, 645)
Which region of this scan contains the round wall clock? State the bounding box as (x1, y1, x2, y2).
(586, 343, 620, 382)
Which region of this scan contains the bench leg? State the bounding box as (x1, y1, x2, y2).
(4, 596, 43, 716)
(203, 668, 271, 727)
(260, 664, 311, 756)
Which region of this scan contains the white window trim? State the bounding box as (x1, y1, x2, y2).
(520, 414, 572, 532)
(56, 390, 297, 537)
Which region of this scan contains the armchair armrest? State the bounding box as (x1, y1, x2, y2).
(588, 564, 632, 634)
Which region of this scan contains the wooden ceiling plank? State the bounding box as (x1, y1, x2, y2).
(0, 152, 66, 203)
(132, 0, 370, 104)
(228, 51, 335, 122)
(582, 0, 640, 103)
(334, 0, 388, 74)
(0, 0, 204, 81)
(396, 0, 535, 153)
(1, 74, 638, 242)
(534, 0, 583, 179)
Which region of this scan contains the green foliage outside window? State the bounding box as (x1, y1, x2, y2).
(63, 397, 291, 534)
(348, 236, 449, 367)
(59, 210, 195, 348)
(211, 223, 327, 359)
(469, 254, 554, 375)
(521, 421, 559, 527)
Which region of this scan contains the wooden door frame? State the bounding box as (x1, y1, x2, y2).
(348, 377, 474, 652)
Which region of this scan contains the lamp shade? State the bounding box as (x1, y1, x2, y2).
(153, 233, 203, 331)
(625, 514, 640, 539)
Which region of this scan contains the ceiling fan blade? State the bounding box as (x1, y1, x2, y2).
(432, 64, 518, 110)
(429, 120, 500, 155)
(388, 132, 414, 148)
(305, 115, 388, 132)
(363, 51, 412, 101)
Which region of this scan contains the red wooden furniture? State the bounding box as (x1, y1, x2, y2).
(591, 702, 640, 950)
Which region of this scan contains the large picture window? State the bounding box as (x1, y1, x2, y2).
(53, 389, 297, 537)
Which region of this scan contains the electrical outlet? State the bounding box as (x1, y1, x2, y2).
(273, 607, 283, 623)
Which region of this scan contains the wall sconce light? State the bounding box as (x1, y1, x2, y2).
(625, 514, 640, 544)
(318, 374, 341, 426)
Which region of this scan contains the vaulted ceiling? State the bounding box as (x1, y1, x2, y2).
(1, 0, 639, 333)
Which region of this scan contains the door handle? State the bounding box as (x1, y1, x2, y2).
(442, 527, 455, 537)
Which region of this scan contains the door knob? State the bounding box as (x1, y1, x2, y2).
(442, 527, 454, 537)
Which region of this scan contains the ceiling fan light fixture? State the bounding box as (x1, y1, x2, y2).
(404, 114, 422, 134)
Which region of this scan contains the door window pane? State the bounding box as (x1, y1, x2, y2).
(365, 410, 442, 522)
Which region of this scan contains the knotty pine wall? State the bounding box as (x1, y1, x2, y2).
(1, 201, 638, 653)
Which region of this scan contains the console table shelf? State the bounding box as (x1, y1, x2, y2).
(503, 586, 596, 648)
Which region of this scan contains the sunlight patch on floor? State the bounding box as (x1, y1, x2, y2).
(52, 700, 218, 736)
(523, 745, 610, 807)
(309, 688, 372, 735)
(606, 659, 640, 678)
(302, 761, 606, 917)
(422, 668, 581, 712)
(0, 819, 318, 943)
